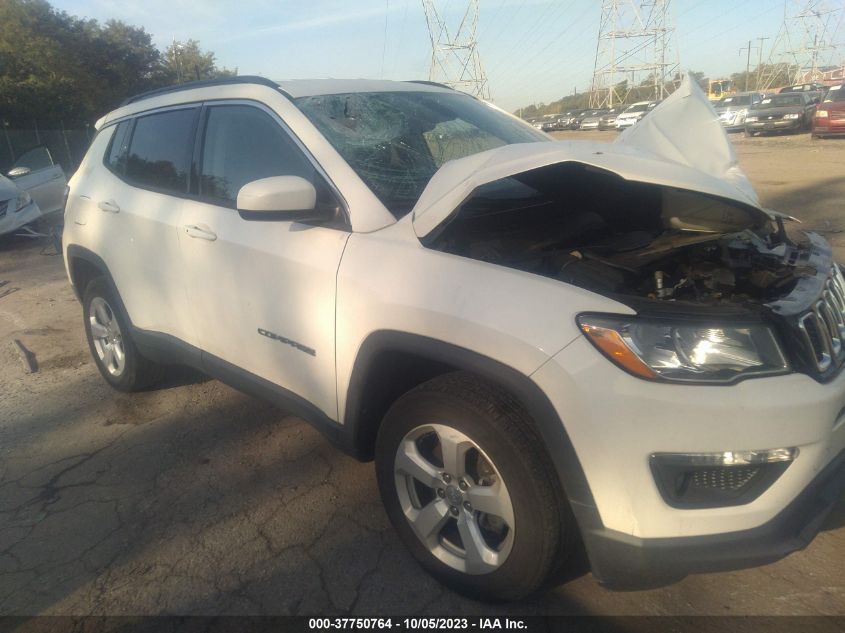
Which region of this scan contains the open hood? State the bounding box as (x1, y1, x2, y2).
(412, 74, 765, 238)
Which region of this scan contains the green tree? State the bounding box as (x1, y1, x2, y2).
(161, 39, 236, 83)
(0, 0, 235, 126)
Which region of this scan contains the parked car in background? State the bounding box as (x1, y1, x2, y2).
(566, 109, 591, 130)
(615, 101, 657, 128)
(745, 92, 821, 135)
(0, 145, 68, 237)
(598, 107, 622, 130)
(714, 92, 765, 131)
(578, 109, 608, 130)
(812, 83, 845, 138)
(780, 82, 826, 94)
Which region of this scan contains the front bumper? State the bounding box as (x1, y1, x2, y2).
(585, 447, 845, 588)
(747, 118, 803, 133)
(0, 200, 42, 237)
(813, 120, 845, 136)
(532, 334, 845, 586)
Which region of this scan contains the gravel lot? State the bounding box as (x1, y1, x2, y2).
(1, 131, 844, 617)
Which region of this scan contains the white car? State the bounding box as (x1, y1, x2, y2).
(615, 100, 657, 128)
(63, 75, 845, 599)
(714, 92, 766, 131)
(0, 146, 68, 237)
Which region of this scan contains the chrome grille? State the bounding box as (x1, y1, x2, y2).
(798, 266, 845, 372)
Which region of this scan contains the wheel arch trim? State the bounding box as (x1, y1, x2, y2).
(343, 330, 601, 518)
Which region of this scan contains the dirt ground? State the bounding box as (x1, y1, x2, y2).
(1, 131, 844, 617)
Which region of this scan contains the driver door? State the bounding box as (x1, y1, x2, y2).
(8, 146, 67, 214)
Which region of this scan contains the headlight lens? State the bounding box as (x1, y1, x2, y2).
(14, 191, 31, 212)
(745, 116, 758, 122)
(783, 113, 801, 119)
(578, 315, 789, 383)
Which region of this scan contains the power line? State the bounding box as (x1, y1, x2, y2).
(760, 0, 845, 88)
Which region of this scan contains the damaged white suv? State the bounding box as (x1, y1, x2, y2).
(63, 75, 845, 599)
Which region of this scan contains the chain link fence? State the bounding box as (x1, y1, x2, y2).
(1, 124, 94, 177)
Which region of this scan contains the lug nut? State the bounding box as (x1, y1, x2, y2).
(458, 479, 469, 491)
(449, 505, 459, 516)
(442, 473, 452, 483)
(463, 501, 473, 512)
(437, 488, 445, 498)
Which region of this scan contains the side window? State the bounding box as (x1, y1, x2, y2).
(126, 108, 197, 193)
(199, 105, 316, 205)
(12, 146, 54, 173)
(105, 120, 132, 175)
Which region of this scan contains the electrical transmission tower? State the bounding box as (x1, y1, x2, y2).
(760, 1, 844, 89)
(589, 0, 679, 108)
(422, 0, 490, 99)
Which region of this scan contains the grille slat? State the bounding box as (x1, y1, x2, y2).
(797, 266, 845, 373)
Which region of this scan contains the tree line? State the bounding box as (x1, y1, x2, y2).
(0, 0, 235, 128)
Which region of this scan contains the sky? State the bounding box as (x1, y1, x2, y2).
(51, 0, 791, 112)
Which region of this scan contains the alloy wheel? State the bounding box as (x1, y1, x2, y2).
(88, 296, 126, 377)
(394, 423, 515, 575)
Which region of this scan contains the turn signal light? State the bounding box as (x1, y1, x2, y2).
(580, 323, 657, 380)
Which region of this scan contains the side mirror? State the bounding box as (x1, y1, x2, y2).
(236, 176, 320, 222)
(7, 166, 31, 178)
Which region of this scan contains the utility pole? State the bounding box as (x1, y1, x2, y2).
(756, 36, 770, 89)
(739, 40, 756, 91)
(590, 0, 679, 108)
(421, 0, 490, 99)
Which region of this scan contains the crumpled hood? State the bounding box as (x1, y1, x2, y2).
(412, 74, 765, 238)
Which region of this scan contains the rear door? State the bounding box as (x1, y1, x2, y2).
(179, 102, 349, 419)
(95, 106, 201, 346)
(7, 146, 67, 214)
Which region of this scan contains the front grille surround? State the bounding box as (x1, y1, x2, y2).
(796, 266, 845, 373)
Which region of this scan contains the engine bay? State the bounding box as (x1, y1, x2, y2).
(425, 162, 815, 308)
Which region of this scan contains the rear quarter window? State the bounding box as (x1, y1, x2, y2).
(125, 108, 198, 194)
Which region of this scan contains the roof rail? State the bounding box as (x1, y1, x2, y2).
(120, 75, 282, 107)
(405, 80, 455, 91)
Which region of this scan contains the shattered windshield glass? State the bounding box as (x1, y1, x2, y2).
(294, 91, 548, 218)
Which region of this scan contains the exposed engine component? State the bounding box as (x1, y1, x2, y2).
(426, 162, 815, 308)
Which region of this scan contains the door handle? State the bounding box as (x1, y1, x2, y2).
(97, 200, 120, 213)
(183, 224, 217, 241)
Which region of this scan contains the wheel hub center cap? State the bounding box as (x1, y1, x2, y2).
(445, 485, 462, 507)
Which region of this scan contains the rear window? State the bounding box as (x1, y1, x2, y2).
(126, 108, 198, 193)
(824, 86, 844, 103)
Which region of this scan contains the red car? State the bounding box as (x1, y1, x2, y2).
(812, 84, 845, 138)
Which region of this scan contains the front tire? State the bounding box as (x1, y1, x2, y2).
(82, 277, 163, 391)
(375, 372, 573, 600)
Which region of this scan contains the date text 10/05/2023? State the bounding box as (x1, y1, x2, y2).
(308, 618, 528, 630)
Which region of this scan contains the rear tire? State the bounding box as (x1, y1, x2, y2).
(375, 372, 574, 600)
(82, 277, 164, 392)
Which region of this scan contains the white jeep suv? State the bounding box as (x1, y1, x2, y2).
(63, 75, 845, 600)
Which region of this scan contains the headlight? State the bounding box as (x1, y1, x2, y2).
(783, 113, 801, 119)
(577, 314, 789, 384)
(14, 192, 31, 212)
(816, 109, 829, 118)
(745, 116, 758, 122)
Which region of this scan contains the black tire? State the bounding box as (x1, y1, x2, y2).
(375, 372, 574, 600)
(82, 276, 163, 391)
